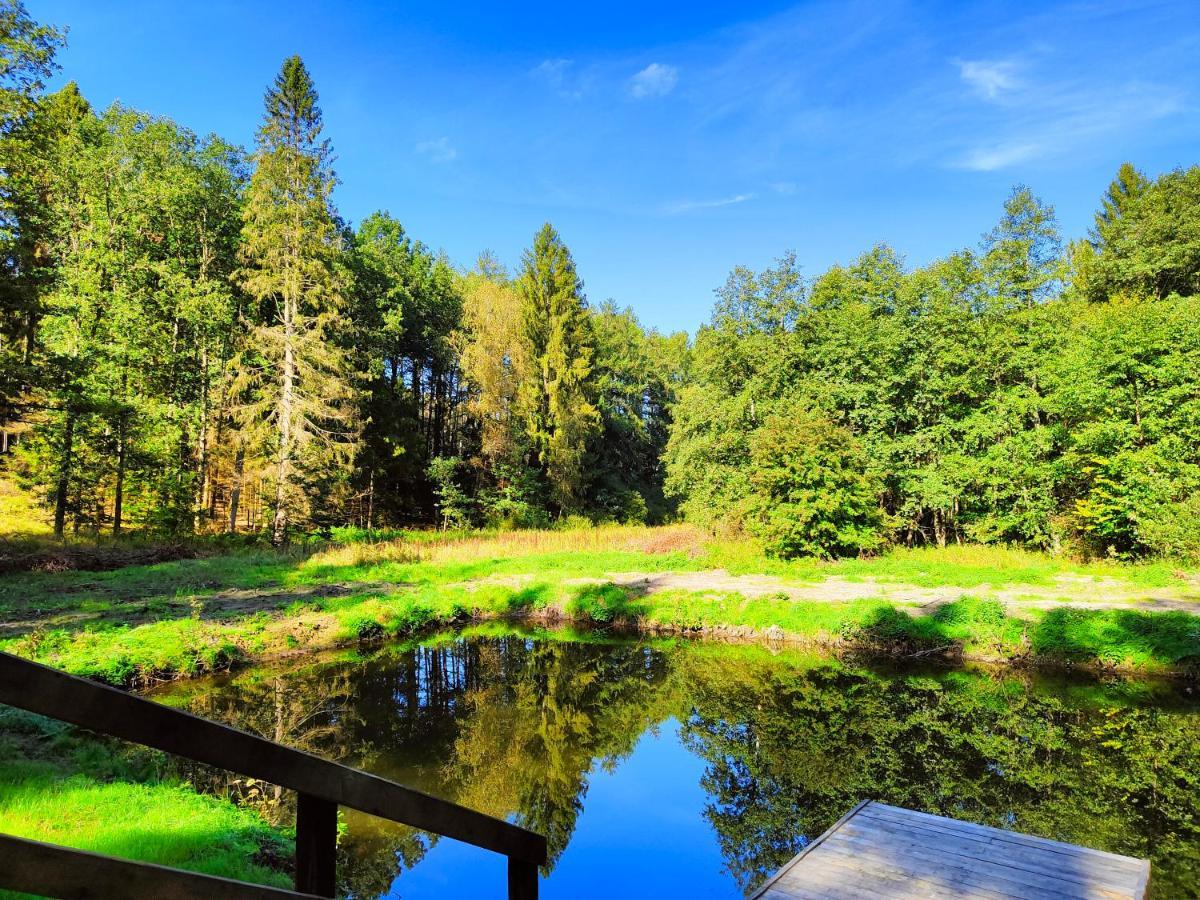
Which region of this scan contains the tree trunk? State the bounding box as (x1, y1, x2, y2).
(53, 409, 76, 539)
(194, 345, 210, 533)
(366, 470, 374, 530)
(228, 443, 245, 532)
(272, 295, 296, 546)
(113, 413, 127, 536)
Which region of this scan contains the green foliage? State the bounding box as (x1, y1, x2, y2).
(668, 170, 1200, 560)
(238, 55, 357, 544)
(1139, 492, 1200, 563)
(748, 412, 884, 558)
(477, 461, 550, 529)
(426, 455, 472, 529)
(1079, 162, 1200, 301)
(516, 223, 600, 515)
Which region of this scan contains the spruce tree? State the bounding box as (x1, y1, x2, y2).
(239, 56, 356, 544)
(516, 223, 598, 514)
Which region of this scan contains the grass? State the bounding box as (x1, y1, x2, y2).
(0, 475, 52, 537)
(0, 708, 290, 889)
(3, 524, 1200, 682)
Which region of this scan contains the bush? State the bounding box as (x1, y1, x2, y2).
(427, 456, 474, 530)
(1140, 492, 1200, 563)
(748, 412, 885, 559)
(478, 462, 550, 530)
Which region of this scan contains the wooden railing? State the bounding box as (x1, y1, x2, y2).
(0, 652, 547, 899)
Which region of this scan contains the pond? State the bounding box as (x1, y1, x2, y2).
(155, 626, 1200, 898)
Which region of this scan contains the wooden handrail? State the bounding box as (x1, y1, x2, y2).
(0, 652, 546, 898)
(0, 834, 319, 900)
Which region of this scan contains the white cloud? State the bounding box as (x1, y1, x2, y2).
(630, 62, 679, 99)
(533, 58, 584, 99)
(958, 59, 1021, 100)
(534, 58, 572, 80)
(415, 137, 457, 163)
(664, 193, 754, 214)
(951, 80, 1182, 171)
(956, 141, 1042, 171)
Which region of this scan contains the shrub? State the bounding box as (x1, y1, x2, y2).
(1139, 492, 1200, 563)
(748, 412, 885, 559)
(427, 456, 474, 530)
(478, 462, 550, 530)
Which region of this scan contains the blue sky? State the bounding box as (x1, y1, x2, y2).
(32, 0, 1200, 333)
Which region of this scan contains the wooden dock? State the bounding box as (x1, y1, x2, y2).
(749, 801, 1150, 900)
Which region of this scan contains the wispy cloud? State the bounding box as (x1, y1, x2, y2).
(663, 192, 754, 214)
(533, 58, 585, 99)
(630, 62, 679, 99)
(415, 137, 457, 163)
(958, 58, 1021, 100)
(956, 142, 1042, 171)
(951, 80, 1183, 170)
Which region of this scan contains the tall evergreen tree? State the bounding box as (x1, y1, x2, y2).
(0, 1, 65, 413)
(1093, 162, 1149, 245)
(239, 56, 356, 544)
(516, 223, 598, 514)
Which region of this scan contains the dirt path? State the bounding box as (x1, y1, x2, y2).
(462, 569, 1200, 615)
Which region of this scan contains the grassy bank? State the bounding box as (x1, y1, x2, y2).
(3, 526, 1199, 682)
(0, 707, 290, 888)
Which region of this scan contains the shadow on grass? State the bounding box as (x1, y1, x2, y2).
(495, 583, 553, 615)
(847, 598, 1200, 669)
(1030, 607, 1200, 669)
(565, 583, 652, 624)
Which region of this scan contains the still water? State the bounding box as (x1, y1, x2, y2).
(155, 627, 1200, 898)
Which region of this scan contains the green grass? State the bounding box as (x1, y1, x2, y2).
(0, 475, 52, 537)
(3, 525, 1199, 682)
(698, 540, 1185, 588)
(0, 709, 290, 889)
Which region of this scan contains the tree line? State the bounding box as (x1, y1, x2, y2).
(0, 4, 684, 542)
(667, 169, 1200, 559)
(2, 1, 1199, 559)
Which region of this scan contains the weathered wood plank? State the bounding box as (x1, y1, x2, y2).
(750, 801, 1150, 900)
(840, 816, 1142, 893)
(823, 830, 1132, 899)
(862, 804, 1147, 873)
(0, 651, 547, 867)
(0, 833, 317, 900)
(747, 800, 871, 900)
(792, 839, 1018, 900)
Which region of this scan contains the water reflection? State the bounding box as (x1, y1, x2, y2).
(156, 628, 1200, 898)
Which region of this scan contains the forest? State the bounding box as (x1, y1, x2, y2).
(2, 2, 1199, 562)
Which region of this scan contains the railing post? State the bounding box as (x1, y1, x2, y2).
(507, 856, 538, 900)
(295, 792, 338, 897)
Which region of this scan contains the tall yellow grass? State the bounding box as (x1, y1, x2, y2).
(306, 523, 708, 569)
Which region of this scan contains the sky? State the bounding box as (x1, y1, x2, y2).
(30, 0, 1200, 333)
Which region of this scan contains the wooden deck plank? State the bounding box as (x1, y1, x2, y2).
(840, 816, 1142, 893)
(779, 850, 999, 900)
(823, 829, 1133, 899)
(749, 801, 1150, 900)
(861, 804, 1148, 873)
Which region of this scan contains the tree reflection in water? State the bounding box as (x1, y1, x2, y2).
(156, 629, 1200, 898)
